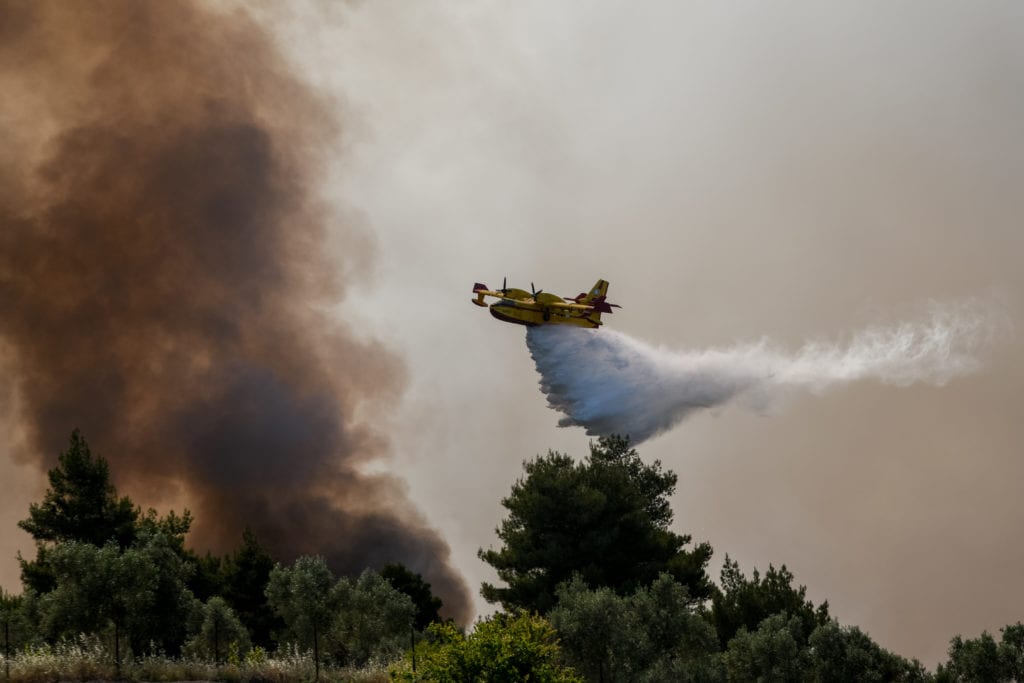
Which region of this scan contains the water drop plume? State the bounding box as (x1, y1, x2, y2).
(527, 301, 1000, 444)
(0, 0, 471, 621)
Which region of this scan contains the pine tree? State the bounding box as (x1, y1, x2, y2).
(18, 430, 139, 592)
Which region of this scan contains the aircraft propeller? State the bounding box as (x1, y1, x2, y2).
(531, 282, 543, 298)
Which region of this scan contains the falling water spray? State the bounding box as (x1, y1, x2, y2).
(527, 300, 1001, 444)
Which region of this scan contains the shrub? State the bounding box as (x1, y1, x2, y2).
(390, 611, 582, 683)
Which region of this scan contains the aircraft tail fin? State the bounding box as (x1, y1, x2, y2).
(578, 279, 609, 306)
(472, 282, 489, 307)
(573, 279, 617, 324)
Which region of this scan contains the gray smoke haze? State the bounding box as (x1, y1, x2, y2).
(0, 0, 470, 621)
(229, 0, 1024, 667)
(528, 301, 1001, 443)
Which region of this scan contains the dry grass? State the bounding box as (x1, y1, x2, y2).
(0, 638, 390, 683)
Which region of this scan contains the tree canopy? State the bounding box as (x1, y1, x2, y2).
(392, 612, 582, 683)
(19, 429, 138, 548)
(4, 428, 1024, 682)
(266, 555, 337, 664)
(937, 623, 1024, 682)
(381, 562, 443, 630)
(41, 540, 158, 668)
(18, 430, 140, 592)
(221, 528, 280, 648)
(711, 555, 830, 648)
(332, 569, 415, 666)
(479, 435, 713, 613)
(550, 573, 720, 683)
(266, 557, 417, 670)
(184, 596, 250, 663)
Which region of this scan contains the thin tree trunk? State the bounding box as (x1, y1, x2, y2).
(313, 623, 319, 682)
(114, 620, 120, 679)
(411, 624, 417, 675)
(214, 620, 220, 664)
(5, 618, 10, 681)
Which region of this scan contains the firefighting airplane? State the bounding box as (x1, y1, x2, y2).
(471, 278, 620, 328)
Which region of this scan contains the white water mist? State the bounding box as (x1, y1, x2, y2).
(526, 301, 1001, 443)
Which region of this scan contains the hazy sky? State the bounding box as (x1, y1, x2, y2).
(3, 0, 1023, 667)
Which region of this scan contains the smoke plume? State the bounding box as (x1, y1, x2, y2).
(0, 1, 470, 620)
(528, 301, 1000, 444)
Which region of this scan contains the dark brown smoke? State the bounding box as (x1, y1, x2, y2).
(0, 0, 471, 621)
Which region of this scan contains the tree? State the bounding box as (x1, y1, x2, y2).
(722, 613, 808, 683)
(222, 528, 280, 649)
(41, 541, 158, 673)
(807, 621, 927, 683)
(627, 573, 722, 682)
(711, 555, 829, 648)
(19, 430, 139, 592)
(998, 622, 1024, 681)
(189, 551, 226, 603)
(19, 429, 138, 547)
(38, 528, 197, 663)
(1, 589, 34, 678)
(721, 614, 927, 683)
(332, 569, 415, 666)
(939, 623, 1024, 683)
(184, 596, 251, 663)
(128, 527, 198, 656)
(550, 573, 721, 683)
(479, 436, 713, 613)
(266, 555, 338, 680)
(381, 563, 443, 630)
(391, 611, 583, 683)
(549, 579, 631, 683)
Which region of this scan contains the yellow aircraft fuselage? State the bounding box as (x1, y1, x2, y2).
(471, 280, 617, 329)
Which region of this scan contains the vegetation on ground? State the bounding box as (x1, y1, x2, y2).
(1, 429, 1021, 682)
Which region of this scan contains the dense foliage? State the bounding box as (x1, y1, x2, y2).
(18, 429, 139, 593)
(221, 528, 282, 648)
(550, 573, 720, 682)
(936, 623, 1024, 682)
(184, 596, 251, 662)
(2, 430, 1023, 682)
(479, 435, 713, 613)
(391, 612, 582, 683)
(711, 555, 830, 647)
(381, 563, 443, 631)
(5, 431, 443, 677)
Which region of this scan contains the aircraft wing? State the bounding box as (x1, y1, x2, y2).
(501, 288, 534, 301)
(471, 283, 532, 302)
(543, 300, 599, 312)
(534, 292, 568, 305)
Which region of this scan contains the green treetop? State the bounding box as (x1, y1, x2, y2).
(19, 429, 138, 548)
(392, 611, 583, 683)
(381, 562, 443, 630)
(266, 555, 338, 680)
(222, 528, 280, 649)
(711, 555, 830, 648)
(479, 435, 713, 614)
(19, 430, 140, 593)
